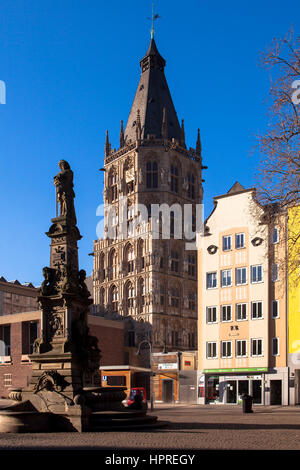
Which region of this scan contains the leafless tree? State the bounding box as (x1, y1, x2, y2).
(255, 30, 300, 270)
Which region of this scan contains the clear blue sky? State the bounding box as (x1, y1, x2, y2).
(0, 0, 298, 286)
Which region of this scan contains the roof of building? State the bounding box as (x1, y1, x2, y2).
(124, 38, 181, 144)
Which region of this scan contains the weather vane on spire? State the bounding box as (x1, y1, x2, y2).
(148, 3, 161, 39)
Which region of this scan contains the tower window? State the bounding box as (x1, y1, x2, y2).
(146, 161, 158, 189)
(187, 173, 195, 199)
(170, 165, 179, 193)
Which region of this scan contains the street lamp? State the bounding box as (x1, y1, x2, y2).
(136, 339, 154, 411)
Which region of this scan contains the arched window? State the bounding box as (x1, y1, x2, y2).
(125, 281, 135, 311)
(99, 252, 105, 281)
(109, 171, 118, 201)
(99, 287, 105, 306)
(109, 285, 118, 312)
(138, 278, 145, 312)
(109, 249, 117, 280)
(187, 173, 195, 199)
(125, 244, 135, 273)
(170, 164, 179, 193)
(146, 161, 158, 189)
(124, 165, 135, 194)
(137, 239, 145, 270)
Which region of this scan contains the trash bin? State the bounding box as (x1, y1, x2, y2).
(242, 394, 253, 413)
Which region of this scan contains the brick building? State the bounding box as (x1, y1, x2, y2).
(0, 310, 125, 398)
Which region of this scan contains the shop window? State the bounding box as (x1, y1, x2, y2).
(107, 375, 126, 386)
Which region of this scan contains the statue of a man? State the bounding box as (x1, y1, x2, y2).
(53, 160, 77, 224)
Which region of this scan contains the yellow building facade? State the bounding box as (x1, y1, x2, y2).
(288, 205, 300, 405)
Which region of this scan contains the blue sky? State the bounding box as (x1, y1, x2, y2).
(0, 0, 298, 286)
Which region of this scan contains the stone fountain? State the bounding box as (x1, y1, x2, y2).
(0, 161, 159, 432)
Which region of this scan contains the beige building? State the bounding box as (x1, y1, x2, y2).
(92, 38, 204, 355)
(197, 183, 288, 405)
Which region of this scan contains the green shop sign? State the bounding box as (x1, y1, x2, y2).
(203, 367, 268, 373)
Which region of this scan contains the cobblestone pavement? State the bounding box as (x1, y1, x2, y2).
(1, 404, 300, 451)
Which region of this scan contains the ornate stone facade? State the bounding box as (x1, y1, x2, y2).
(92, 38, 205, 353)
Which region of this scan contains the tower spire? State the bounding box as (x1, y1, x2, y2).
(180, 119, 186, 148)
(196, 128, 202, 155)
(120, 120, 125, 148)
(105, 130, 111, 157)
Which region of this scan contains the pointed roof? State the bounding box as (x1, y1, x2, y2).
(124, 38, 181, 144)
(227, 182, 245, 194)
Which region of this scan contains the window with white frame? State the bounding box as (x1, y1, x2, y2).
(235, 233, 245, 249)
(206, 342, 217, 359)
(206, 272, 217, 289)
(272, 337, 279, 356)
(221, 341, 232, 358)
(272, 263, 279, 282)
(235, 267, 247, 285)
(251, 265, 263, 283)
(221, 269, 232, 287)
(222, 235, 232, 251)
(221, 305, 232, 322)
(206, 306, 217, 324)
(272, 300, 279, 318)
(236, 303, 247, 321)
(4, 374, 12, 387)
(272, 227, 279, 244)
(251, 338, 263, 356)
(251, 301, 263, 319)
(236, 339, 247, 357)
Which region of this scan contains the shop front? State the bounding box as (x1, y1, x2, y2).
(199, 368, 268, 405)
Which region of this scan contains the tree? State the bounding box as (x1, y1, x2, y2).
(255, 31, 300, 268)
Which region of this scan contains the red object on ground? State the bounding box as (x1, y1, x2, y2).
(127, 387, 147, 406)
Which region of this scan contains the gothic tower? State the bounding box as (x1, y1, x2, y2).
(92, 37, 204, 356)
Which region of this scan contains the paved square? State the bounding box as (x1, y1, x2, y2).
(0, 404, 300, 451)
